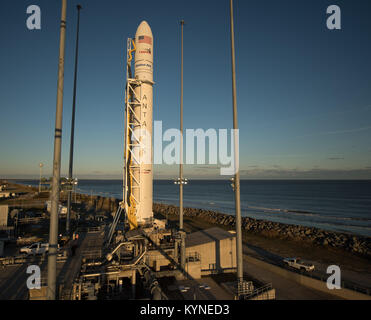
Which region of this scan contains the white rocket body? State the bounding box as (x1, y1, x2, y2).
(132, 21, 154, 225)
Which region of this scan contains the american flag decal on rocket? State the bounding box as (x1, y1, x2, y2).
(138, 35, 152, 45)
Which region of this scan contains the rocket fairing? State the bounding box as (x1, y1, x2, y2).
(135, 21, 154, 83)
(129, 21, 154, 226)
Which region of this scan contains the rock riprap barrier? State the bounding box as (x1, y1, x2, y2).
(153, 203, 371, 258)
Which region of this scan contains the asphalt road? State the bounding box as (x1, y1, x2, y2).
(242, 254, 339, 300)
(243, 242, 371, 296)
(175, 277, 233, 300)
(0, 259, 66, 300)
(0, 235, 86, 300)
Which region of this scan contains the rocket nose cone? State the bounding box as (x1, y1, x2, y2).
(136, 20, 153, 38)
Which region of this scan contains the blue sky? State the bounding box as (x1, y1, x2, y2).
(0, 0, 371, 179)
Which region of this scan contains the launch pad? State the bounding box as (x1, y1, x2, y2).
(63, 21, 274, 301)
(67, 21, 186, 300)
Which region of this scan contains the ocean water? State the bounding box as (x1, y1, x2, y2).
(15, 179, 371, 237)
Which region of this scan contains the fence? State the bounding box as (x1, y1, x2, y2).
(18, 217, 44, 224)
(243, 283, 273, 300)
(81, 249, 102, 261)
(238, 280, 254, 295)
(0, 252, 68, 267)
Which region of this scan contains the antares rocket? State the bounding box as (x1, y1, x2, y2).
(124, 21, 154, 229)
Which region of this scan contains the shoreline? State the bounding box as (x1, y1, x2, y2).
(9, 178, 371, 238)
(2, 181, 371, 258)
(153, 203, 371, 259)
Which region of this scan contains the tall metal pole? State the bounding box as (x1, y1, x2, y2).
(66, 4, 82, 234)
(179, 20, 186, 274)
(39, 163, 43, 193)
(229, 0, 243, 286)
(47, 0, 67, 300)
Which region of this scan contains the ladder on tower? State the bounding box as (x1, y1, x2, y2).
(105, 38, 145, 247)
(123, 37, 146, 231)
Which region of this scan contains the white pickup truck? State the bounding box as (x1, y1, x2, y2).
(20, 242, 49, 256)
(283, 257, 315, 272)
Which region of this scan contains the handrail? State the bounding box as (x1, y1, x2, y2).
(244, 283, 273, 300)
